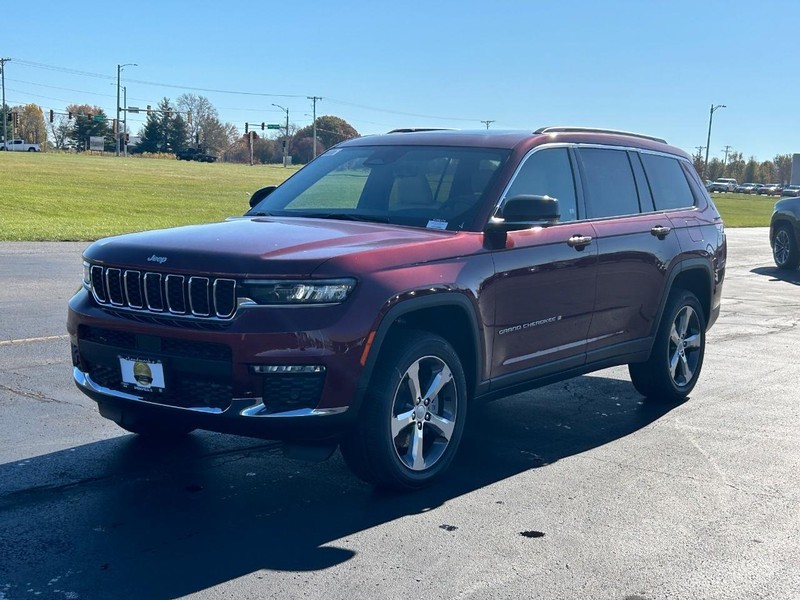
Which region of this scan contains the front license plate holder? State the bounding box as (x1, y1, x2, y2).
(119, 356, 166, 394)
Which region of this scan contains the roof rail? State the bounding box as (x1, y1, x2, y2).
(386, 128, 456, 134)
(534, 126, 667, 144)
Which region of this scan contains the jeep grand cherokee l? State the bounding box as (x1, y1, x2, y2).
(68, 126, 726, 489)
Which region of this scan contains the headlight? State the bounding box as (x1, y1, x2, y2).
(240, 278, 356, 305)
(83, 261, 92, 289)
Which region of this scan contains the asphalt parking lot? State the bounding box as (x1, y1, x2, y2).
(0, 228, 798, 599)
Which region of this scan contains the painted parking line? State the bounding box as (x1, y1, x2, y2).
(0, 335, 70, 346)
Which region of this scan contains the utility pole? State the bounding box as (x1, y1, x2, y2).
(307, 96, 322, 159)
(704, 103, 726, 178)
(722, 145, 732, 166)
(116, 63, 137, 156)
(0, 58, 9, 146)
(272, 103, 289, 167)
(480, 120, 495, 130)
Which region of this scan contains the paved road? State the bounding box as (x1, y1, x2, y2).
(1, 230, 798, 599)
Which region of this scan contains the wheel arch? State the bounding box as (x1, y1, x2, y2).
(354, 292, 483, 414)
(662, 259, 713, 329)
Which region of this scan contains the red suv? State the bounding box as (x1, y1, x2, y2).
(67, 127, 726, 489)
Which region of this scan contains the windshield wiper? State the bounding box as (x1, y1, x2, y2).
(308, 213, 390, 223)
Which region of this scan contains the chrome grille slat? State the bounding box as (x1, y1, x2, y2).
(165, 274, 187, 314)
(88, 266, 236, 321)
(106, 269, 124, 306)
(144, 272, 164, 312)
(124, 270, 143, 308)
(189, 276, 211, 316)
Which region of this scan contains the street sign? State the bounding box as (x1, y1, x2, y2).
(92, 115, 106, 122)
(127, 107, 140, 114)
(267, 124, 281, 130)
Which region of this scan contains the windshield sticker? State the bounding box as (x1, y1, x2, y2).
(426, 219, 448, 230)
(324, 148, 342, 156)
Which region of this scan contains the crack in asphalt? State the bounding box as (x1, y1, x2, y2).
(0, 383, 82, 407)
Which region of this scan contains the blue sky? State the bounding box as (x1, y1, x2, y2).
(4, 0, 798, 160)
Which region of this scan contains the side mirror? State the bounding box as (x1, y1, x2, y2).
(249, 185, 277, 208)
(486, 195, 560, 232)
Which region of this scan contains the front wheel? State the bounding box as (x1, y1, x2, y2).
(340, 331, 467, 490)
(772, 225, 800, 270)
(629, 290, 706, 402)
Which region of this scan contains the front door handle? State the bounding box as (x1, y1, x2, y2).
(567, 235, 593, 249)
(651, 225, 672, 239)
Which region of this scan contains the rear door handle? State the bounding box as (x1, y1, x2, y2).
(651, 225, 672, 239)
(567, 235, 593, 249)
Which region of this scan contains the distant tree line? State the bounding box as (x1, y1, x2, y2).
(692, 150, 793, 185)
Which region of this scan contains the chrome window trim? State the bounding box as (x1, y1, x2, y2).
(494, 143, 583, 223)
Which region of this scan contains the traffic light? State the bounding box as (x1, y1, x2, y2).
(245, 123, 248, 134)
(146, 105, 152, 115)
(261, 122, 265, 131)
(49, 109, 54, 123)
(13, 112, 19, 127)
(68, 111, 73, 119)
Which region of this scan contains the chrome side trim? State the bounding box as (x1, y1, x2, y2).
(502, 331, 624, 366)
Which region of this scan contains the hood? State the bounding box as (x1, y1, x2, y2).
(83, 217, 456, 277)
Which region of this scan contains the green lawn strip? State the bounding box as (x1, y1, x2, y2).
(0, 153, 780, 241)
(709, 193, 778, 228)
(0, 153, 299, 241)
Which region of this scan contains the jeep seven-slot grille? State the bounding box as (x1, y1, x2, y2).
(89, 265, 236, 319)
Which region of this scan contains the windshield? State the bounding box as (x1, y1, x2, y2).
(247, 145, 510, 231)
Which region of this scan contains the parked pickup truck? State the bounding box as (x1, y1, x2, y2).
(0, 139, 41, 152)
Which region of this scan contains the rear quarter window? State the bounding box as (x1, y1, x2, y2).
(640, 154, 696, 210)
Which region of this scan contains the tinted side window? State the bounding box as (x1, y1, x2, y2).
(640, 153, 695, 210)
(505, 148, 578, 222)
(578, 148, 640, 218)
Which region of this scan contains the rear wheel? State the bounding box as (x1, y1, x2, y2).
(772, 225, 800, 270)
(629, 290, 706, 402)
(340, 331, 467, 490)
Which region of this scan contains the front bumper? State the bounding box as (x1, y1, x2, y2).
(74, 367, 352, 440)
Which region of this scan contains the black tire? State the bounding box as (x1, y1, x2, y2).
(340, 331, 467, 490)
(629, 290, 706, 403)
(772, 224, 800, 270)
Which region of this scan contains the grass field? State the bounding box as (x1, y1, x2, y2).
(0, 152, 777, 241)
(0, 152, 300, 241)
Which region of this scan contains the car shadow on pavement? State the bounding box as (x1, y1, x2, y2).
(750, 266, 800, 286)
(0, 373, 679, 599)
